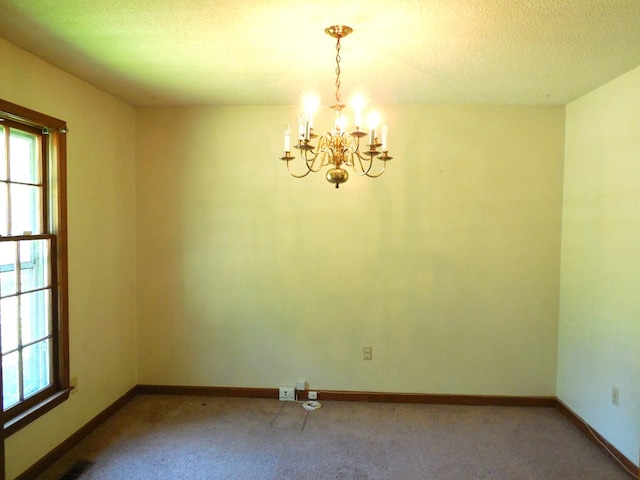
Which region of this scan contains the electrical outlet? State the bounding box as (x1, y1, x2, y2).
(612, 386, 619, 406)
(308, 391, 318, 400)
(279, 386, 296, 401)
(363, 346, 372, 360)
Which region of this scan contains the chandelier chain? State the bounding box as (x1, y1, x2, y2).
(335, 37, 342, 104)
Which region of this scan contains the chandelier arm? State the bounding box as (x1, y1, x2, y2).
(363, 159, 387, 178)
(349, 159, 387, 178)
(301, 148, 325, 172)
(314, 133, 337, 169)
(343, 136, 360, 166)
(285, 159, 314, 178)
(348, 150, 389, 178)
(291, 136, 326, 173)
(285, 139, 334, 177)
(317, 149, 333, 169)
(351, 150, 375, 175)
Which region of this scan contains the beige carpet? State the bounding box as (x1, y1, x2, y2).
(34, 395, 632, 479)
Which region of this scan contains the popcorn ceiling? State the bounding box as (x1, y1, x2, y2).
(0, 0, 639, 106)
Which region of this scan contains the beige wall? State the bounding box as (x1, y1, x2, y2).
(15, 26, 640, 478)
(558, 64, 640, 466)
(136, 104, 565, 396)
(1, 39, 138, 480)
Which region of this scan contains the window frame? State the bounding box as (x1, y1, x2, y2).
(0, 99, 70, 438)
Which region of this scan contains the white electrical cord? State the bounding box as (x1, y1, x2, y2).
(584, 422, 636, 477)
(302, 400, 322, 411)
(292, 390, 322, 411)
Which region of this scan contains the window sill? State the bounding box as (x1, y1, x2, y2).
(3, 388, 72, 438)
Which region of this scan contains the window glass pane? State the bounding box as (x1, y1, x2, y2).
(9, 128, 40, 184)
(2, 350, 20, 409)
(20, 289, 51, 344)
(0, 103, 67, 425)
(23, 340, 51, 398)
(1, 296, 19, 354)
(0, 182, 7, 236)
(10, 183, 42, 235)
(0, 126, 6, 180)
(0, 241, 17, 297)
(20, 239, 50, 290)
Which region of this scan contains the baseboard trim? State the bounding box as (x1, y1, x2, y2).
(555, 399, 638, 478)
(15, 385, 639, 480)
(14, 386, 137, 480)
(307, 389, 557, 407)
(135, 384, 556, 407)
(134, 384, 279, 398)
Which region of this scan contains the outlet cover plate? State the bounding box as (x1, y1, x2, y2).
(279, 386, 295, 401)
(363, 346, 372, 360)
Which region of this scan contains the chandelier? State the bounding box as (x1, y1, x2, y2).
(279, 25, 393, 189)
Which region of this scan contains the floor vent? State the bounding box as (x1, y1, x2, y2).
(57, 460, 95, 479)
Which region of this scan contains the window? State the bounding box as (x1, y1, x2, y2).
(0, 99, 69, 436)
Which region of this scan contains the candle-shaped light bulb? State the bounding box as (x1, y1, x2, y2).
(303, 96, 319, 139)
(333, 110, 342, 133)
(298, 113, 305, 140)
(381, 123, 388, 151)
(368, 112, 379, 146)
(284, 124, 291, 152)
(351, 94, 366, 130)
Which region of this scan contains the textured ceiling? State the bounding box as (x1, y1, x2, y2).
(1, 0, 640, 107)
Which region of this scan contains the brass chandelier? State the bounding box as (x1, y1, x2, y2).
(279, 25, 393, 189)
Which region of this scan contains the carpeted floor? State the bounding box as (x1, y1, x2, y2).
(34, 395, 633, 479)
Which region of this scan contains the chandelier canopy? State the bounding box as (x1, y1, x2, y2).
(279, 25, 393, 189)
